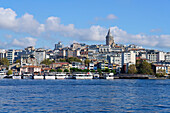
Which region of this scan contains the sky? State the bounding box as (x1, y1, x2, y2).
(0, 0, 170, 51)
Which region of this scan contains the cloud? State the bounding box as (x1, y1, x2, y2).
(0, 7, 44, 36)
(11, 37, 37, 48)
(5, 34, 12, 39)
(150, 29, 161, 33)
(0, 7, 170, 49)
(94, 14, 117, 22)
(0, 37, 37, 49)
(106, 14, 117, 20)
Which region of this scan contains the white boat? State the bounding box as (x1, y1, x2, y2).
(104, 73, 114, 79)
(44, 72, 56, 80)
(45, 75, 55, 80)
(55, 73, 67, 79)
(93, 73, 100, 79)
(12, 75, 22, 79)
(33, 75, 44, 79)
(73, 72, 93, 80)
(0, 71, 7, 79)
(22, 72, 32, 79)
(65, 74, 73, 79)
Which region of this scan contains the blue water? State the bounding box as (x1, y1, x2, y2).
(0, 79, 170, 112)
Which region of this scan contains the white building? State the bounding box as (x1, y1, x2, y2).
(34, 50, 46, 64)
(0, 49, 7, 59)
(107, 53, 122, 67)
(7, 49, 15, 65)
(88, 63, 94, 70)
(146, 51, 165, 62)
(122, 51, 136, 66)
(158, 51, 165, 62)
(55, 42, 63, 50)
(165, 52, 170, 62)
(146, 52, 158, 62)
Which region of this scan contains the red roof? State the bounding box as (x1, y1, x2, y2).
(53, 62, 69, 65)
(22, 65, 41, 68)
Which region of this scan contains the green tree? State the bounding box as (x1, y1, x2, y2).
(64, 69, 69, 72)
(90, 70, 96, 72)
(156, 69, 166, 77)
(137, 61, 154, 75)
(15, 59, 21, 64)
(84, 59, 90, 66)
(84, 69, 90, 72)
(50, 69, 56, 72)
(111, 70, 116, 74)
(66, 57, 82, 63)
(103, 68, 110, 73)
(59, 58, 66, 62)
(97, 68, 102, 75)
(40, 59, 53, 66)
(7, 70, 13, 75)
(128, 64, 137, 74)
(57, 69, 62, 72)
(0, 58, 9, 66)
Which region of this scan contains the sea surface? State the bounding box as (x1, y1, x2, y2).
(0, 79, 170, 113)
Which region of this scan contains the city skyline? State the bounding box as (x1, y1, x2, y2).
(0, 0, 170, 51)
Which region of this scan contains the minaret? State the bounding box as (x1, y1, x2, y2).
(106, 28, 114, 47)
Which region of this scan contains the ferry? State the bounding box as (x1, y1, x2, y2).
(0, 71, 6, 79)
(13, 75, 22, 79)
(55, 72, 67, 79)
(12, 72, 22, 79)
(4, 74, 13, 79)
(104, 73, 114, 79)
(44, 72, 55, 80)
(73, 72, 93, 79)
(22, 72, 32, 79)
(33, 75, 44, 79)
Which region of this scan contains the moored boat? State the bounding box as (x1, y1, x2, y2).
(33, 75, 44, 79)
(55, 72, 67, 79)
(104, 73, 114, 79)
(22, 72, 32, 79)
(44, 72, 55, 80)
(93, 73, 100, 79)
(0, 71, 7, 79)
(73, 72, 93, 79)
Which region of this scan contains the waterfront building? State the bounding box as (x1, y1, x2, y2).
(99, 45, 111, 53)
(50, 62, 69, 70)
(34, 49, 46, 64)
(165, 52, 170, 62)
(88, 62, 94, 70)
(98, 62, 108, 70)
(107, 52, 122, 67)
(20, 65, 41, 75)
(7, 49, 15, 65)
(55, 42, 63, 50)
(25, 46, 35, 52)
(152, 64, 167, 74)
(0, 49, 7, 59)
(71, 43, 81, 50)
(122, 51, 136, 67)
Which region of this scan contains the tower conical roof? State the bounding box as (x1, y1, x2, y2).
(107, 28, 112, 36)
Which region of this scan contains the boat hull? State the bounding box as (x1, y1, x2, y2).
(56, 76, 66, 79)
(45, 76, 55, 80)
(0, 75, 6, 79)
(33, 76, 44, 80)
(75, 76, 93, 80)
(105, 77, 114, 79)
(12, 76, 22, 79)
